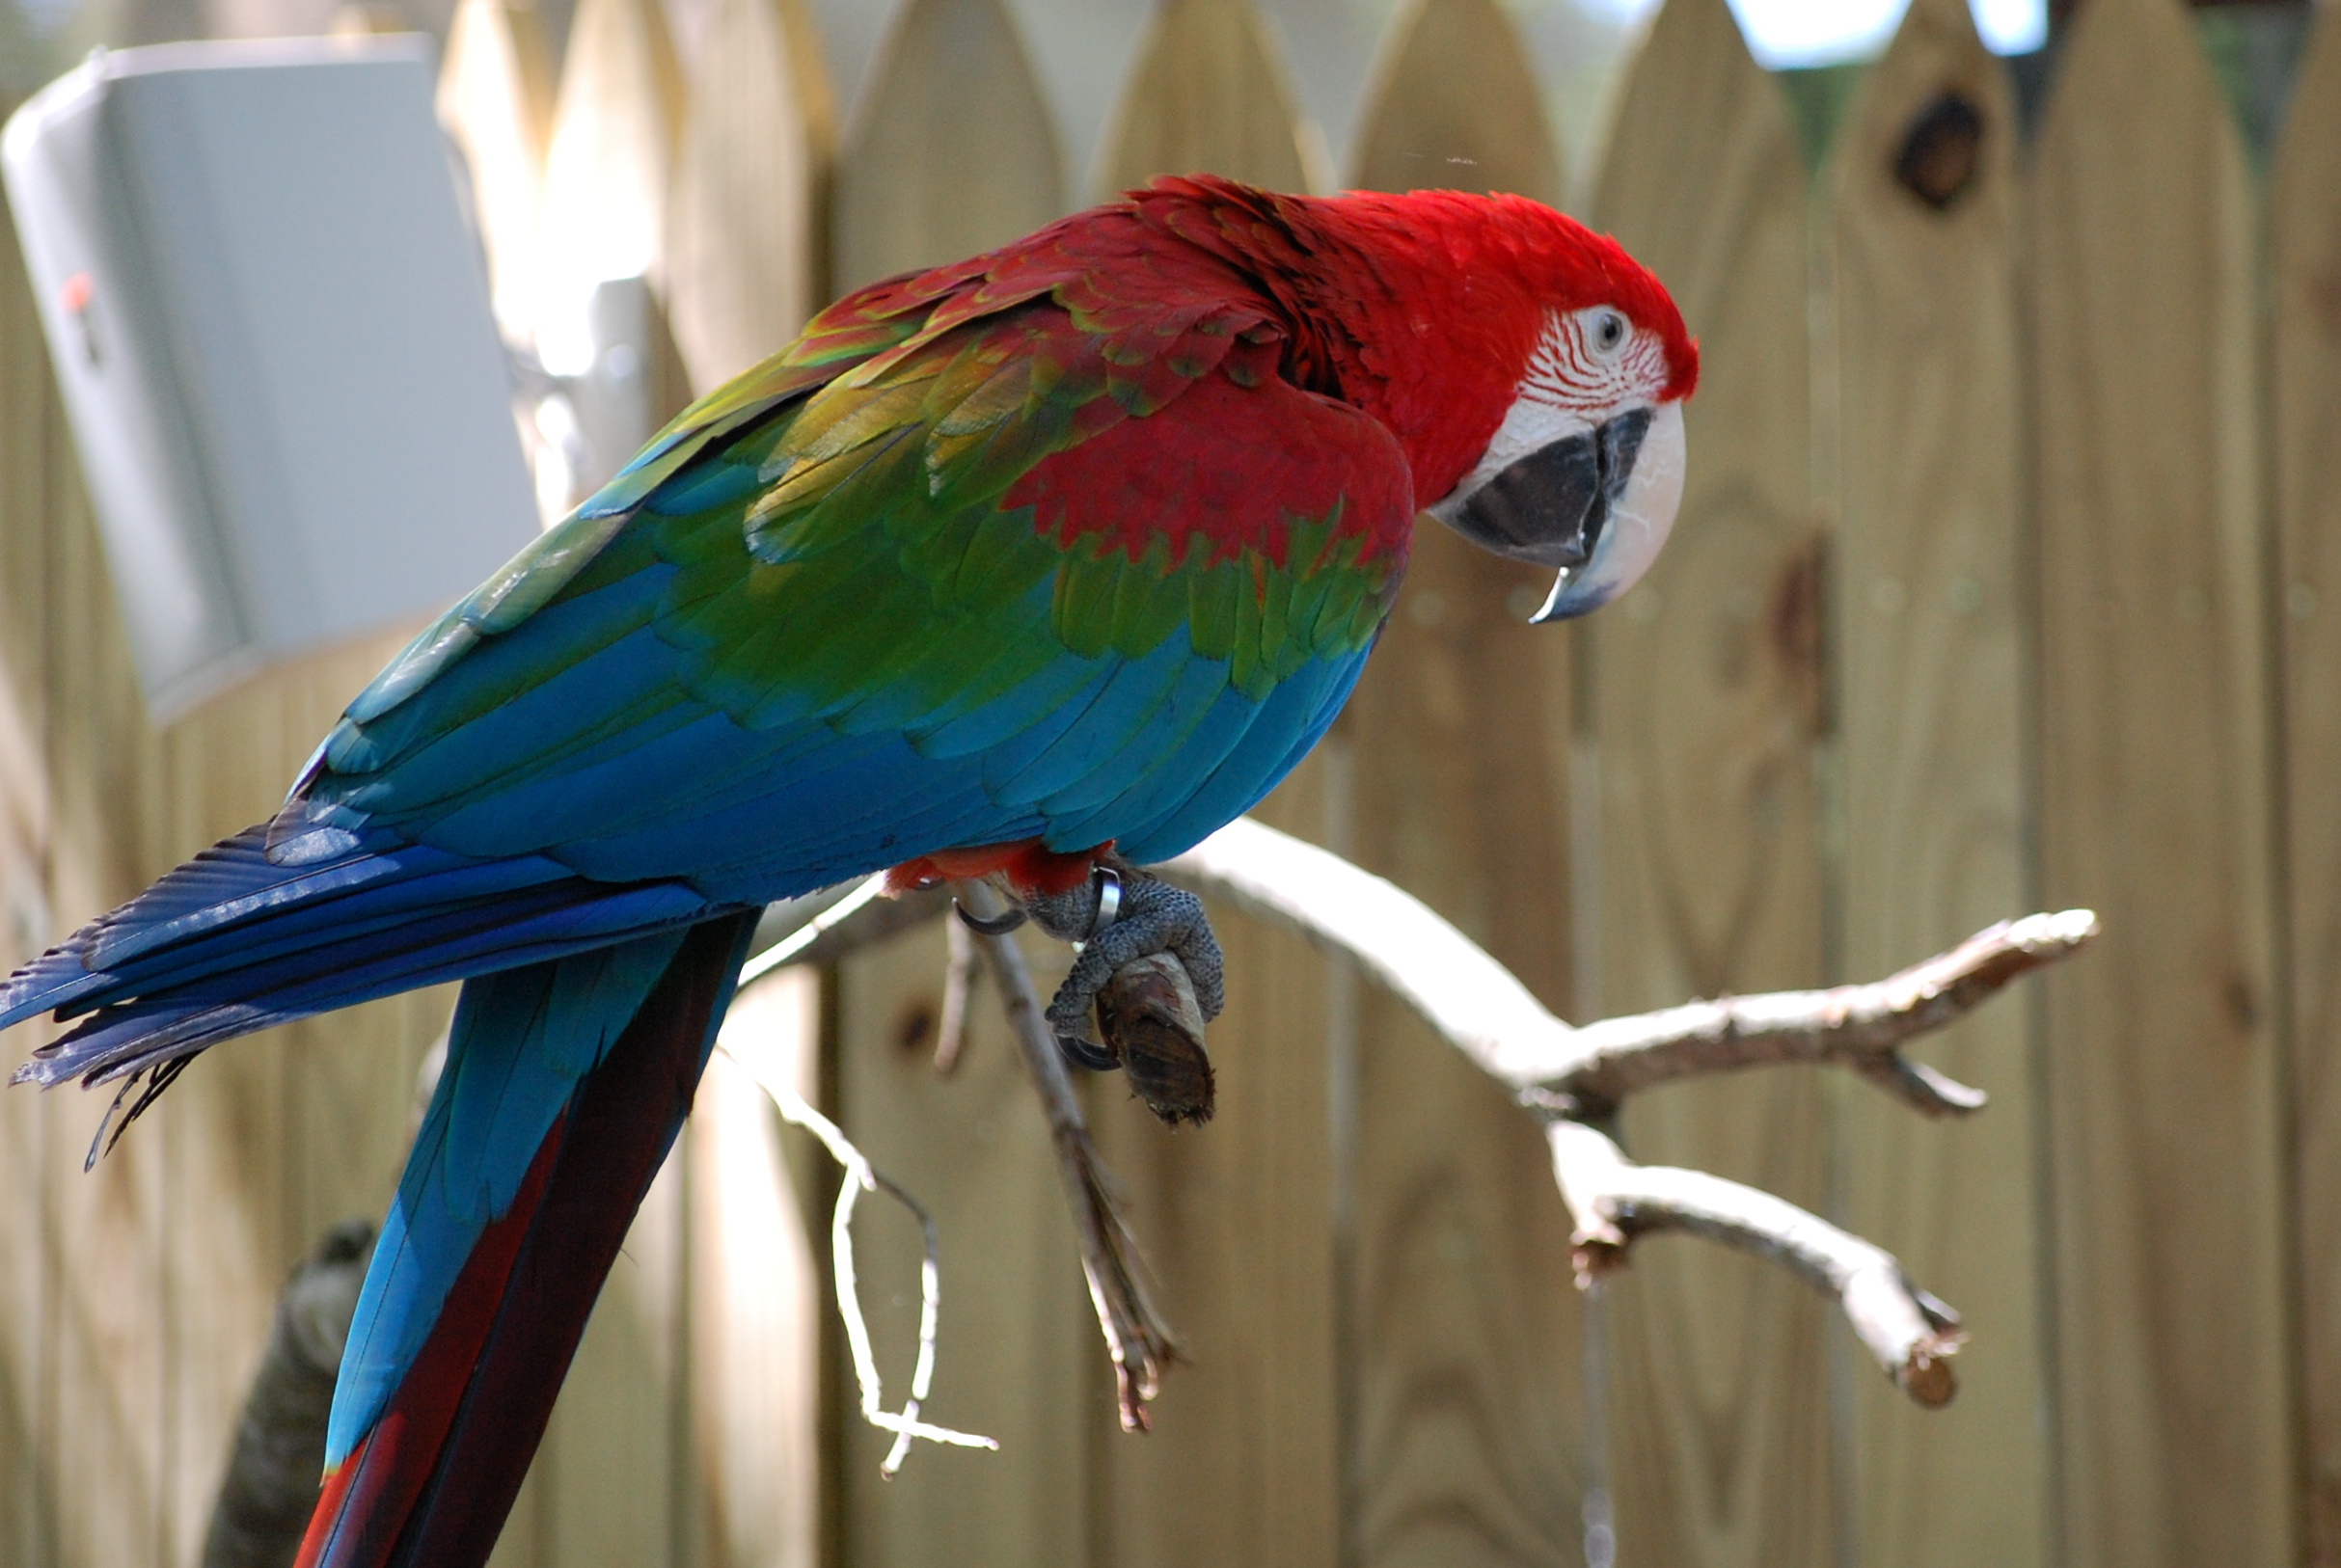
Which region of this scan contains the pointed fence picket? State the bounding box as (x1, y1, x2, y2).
(665, 0, 830, 391)
(1342, 6, 1588, 1564)
(19, 0, 2341, 1563)
(2277, 9, 2341, 1564)
(1828, 2, 2046, 1565)
(1067, 9, 1347, 1567)
(830, 0, 1066, 295)
(1588, 3, 1836, 1564)
(436, 0, 557, 342)
(2032, 2, 2293, 1563)
(1094, 0, 1325, 199)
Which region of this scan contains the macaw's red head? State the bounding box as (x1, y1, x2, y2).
(1184, 179, 1699, 621)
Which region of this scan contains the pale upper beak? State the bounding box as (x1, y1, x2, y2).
(1433, 400, 1686, 622)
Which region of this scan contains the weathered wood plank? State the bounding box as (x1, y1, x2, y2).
(1586, 2, 1832, 1564)
(1078, 25, 1340, 1565)
(1351, 0, 1562, 204)
(689, 978, 823, 1568)
(0, 165, 59, 1568)
(834, 925, 1093, 1568)
(1094, 0, 1323, 199)
(1343, 6, 1584, 1563)
(667, 0, 833, 390)
(831, 0, 1066, 295)
(2276, 8, 2341, 1561)
(37, 313, 171, 1568)
(2030, 0, 2291, 1561)
(1829, 2, 2045, 1562)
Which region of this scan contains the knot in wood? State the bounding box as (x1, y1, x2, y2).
(1894, 90, 1985, 211)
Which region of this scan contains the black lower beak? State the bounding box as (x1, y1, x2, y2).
(1448, 408, 1654, 570)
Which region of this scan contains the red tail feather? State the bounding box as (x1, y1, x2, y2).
(297, 911, 756, 1568)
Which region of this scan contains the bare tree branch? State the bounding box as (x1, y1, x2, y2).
(951, 880, 1182, 1431)
(738, 817, 2096, 1410)
(1159, 818, 2097, 1117)
(1549, 1120, 1964, 1407)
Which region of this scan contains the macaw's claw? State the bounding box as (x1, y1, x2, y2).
(1026, 871, 1224, 1122)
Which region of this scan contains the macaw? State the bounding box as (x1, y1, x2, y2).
(2, 175, 1694, 1568)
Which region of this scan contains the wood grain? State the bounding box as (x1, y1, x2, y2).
(2031, 0, 2293, 1561)
(1090, 753, 1340, 1568)
(834, 923, 1094, 1568)
(1586, 2, 1833, 1563)
(0, 164, 59, 1568)
(2276, 8, 2341, 1560)
(1829, 1, 2045, 1561)
(691, 975, 824, 1568)
(1077, 25, 1344, 1564)
(1350, 0, 1562, 203)
(435, 0, 557, 342)
(831, 0, 1067, 295)
(667, 0, 833, 390)
(1093, 0, 1323, 199)
(1343, 6, 1584, 1563)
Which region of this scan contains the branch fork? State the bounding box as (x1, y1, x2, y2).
(740, 819, 2097, 1418)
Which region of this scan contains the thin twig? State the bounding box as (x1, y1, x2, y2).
(740, 876, 951, 987)
(933, 916, 979, 1075)
(1547, 1120, 1965, 1406)
(1546, 911, 2100, 1117)
(718, 1041, 997, 1473)
(953, 880, 1182, 1431)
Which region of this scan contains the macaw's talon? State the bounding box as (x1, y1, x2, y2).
(1036, 873, 1226, 1122)
(1056, 1031, 1123, 1072)
(954, 899, 1028, 937)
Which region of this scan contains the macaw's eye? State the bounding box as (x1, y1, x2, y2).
(1586, 306, 1630, 359)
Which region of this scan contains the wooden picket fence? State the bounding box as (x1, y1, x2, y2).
(5, 0, 2341, 1563)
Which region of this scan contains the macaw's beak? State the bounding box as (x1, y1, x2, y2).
(1440, 401, 1687, 623)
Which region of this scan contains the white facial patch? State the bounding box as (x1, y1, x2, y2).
(1428, 307, 1674, 524)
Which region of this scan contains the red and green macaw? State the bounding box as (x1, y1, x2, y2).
(2, 175, 1694, 1567)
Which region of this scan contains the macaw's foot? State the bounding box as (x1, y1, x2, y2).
(1019, 867, 1225, 1123)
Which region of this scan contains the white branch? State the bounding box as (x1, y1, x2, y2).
(1162, 818, 2095, 1116)
(1549, 1121, 1963, 1406)
(718, 1043, 997, 1473)
(734, 817, 2095, 1410)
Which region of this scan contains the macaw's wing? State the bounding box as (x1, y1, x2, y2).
(299, 257, 1413, 907)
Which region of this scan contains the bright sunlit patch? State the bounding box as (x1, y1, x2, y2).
(1578, 0, 2046, 65)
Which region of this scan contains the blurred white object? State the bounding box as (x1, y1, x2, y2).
(2, 37, 537, 719)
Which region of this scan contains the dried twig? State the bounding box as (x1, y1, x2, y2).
(933, 915, 979, 1075)
(719, 1041, 996, 1473)
(1549, 1120, 1965, 1406)
(953, 879, 1182, 1430)
(741, 876, 950, 985)
(1541, 911, 2099, 1118)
